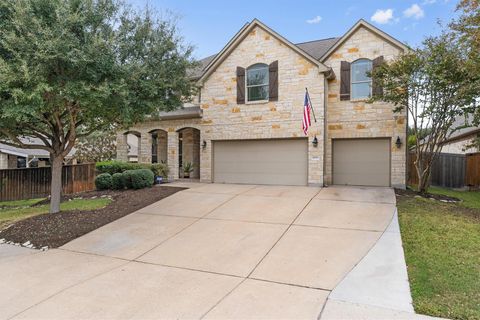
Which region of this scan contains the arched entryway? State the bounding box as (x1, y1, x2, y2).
(149, 129, 168, 164)
(124, 131, 141, 163)
(177, 127, 200, 179)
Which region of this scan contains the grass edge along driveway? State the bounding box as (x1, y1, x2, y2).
(0, 198, 111, 230)
(397, 187, 480, 320)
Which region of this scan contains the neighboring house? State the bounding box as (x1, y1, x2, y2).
(0, 138, 76, 169)
(117, 19, 408, 188)
(440, 115, 480, 154)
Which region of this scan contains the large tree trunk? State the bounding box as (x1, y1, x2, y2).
(415, 154, 432, 194)
(50, 154, 64, 214)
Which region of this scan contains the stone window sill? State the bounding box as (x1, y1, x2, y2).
(245, 99, 269, 105)
(350, 98, 369, 102)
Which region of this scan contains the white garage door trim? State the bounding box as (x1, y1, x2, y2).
(332, 138, 391, 187)
(213, 138, 308, 186)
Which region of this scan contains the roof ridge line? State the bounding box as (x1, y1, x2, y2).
(295, 37, 339, 45)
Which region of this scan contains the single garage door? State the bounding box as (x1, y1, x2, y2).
(213, 139, 308, 186)
(333, 138, 390, 187)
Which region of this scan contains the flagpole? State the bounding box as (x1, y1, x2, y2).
(305, 87, 317, 123)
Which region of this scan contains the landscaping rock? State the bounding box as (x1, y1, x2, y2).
(22, 241, 31, 246)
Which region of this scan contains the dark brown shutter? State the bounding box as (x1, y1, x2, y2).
(340, 61, 351, 101)
(269, 60, 278, 101)
(372, 56, 384, 97)
(236, 66, 245, 104)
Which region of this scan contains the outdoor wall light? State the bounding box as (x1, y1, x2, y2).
(395, 136, 402, 149)
(202, 140, 207, 149)
(312, 136, 318, 148)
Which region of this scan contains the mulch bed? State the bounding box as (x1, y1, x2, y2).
(395, 187, 460, 202)
(0, 186, 185, 249)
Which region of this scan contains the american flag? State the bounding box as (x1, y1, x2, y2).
(302, 91, 312, 135)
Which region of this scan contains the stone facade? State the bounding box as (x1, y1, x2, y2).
(199, 26, 324, 185)
(323, 26, 407, 188)
(117, 119, 202, 181)
(117, 21, 406, 188)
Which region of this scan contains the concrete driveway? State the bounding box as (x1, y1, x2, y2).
(0, 183, 398, 319)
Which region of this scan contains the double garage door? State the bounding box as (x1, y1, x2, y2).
(212, 138, 391, 187)
(213, 139, 308, 186)
(333, 138, 391, 187)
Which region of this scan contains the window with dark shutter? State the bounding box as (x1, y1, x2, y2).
(340, 61, 351, 101)
(372, 56, 384, 97)
(351, 59, 373, 99)
(236, 66, 245, 104)
(269, 60, 278, 101)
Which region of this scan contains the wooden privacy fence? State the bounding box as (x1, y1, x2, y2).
(408, 152, 480, 188)
(0, 163, 96, 201)
(466, 153, 480, 187)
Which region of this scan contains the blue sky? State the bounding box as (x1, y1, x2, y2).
(127, 0, 459, 59)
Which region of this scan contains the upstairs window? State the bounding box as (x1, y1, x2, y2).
(246, 63, 269, 101)
(351, 59, 372, 100)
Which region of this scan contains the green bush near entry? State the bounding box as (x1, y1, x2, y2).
(95, 173, 112, 190)
(111, 172, 125, 190)
(122, 169, 154, 189)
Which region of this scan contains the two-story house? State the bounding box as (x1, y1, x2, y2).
(116, 19, 408, 188)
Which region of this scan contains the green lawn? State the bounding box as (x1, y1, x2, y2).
(428, 186, 480, 209)
(397, 188, 480, 320)
(0, 198, 111, 230)
(0, 198, 46, 208)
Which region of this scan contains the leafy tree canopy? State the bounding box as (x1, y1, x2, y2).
(0, 0, 197, 212)
(370, 33, 478, 192)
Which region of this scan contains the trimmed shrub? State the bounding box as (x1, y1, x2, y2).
(96, 161, 169, 181)
(131, 169, 154, 189)
(96, 160, 144, 175)
(95, 173, 112, 190)
(122, 169, 154, 189)
(111, 172, 125, 190)
(122, 170, 134, 189)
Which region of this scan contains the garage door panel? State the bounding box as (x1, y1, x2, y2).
(333, 139, 390, 187)
(213, 139, 307, 186)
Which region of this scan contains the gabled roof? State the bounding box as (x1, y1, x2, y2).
(191, 37, 340, 80)
(197, 19, 330, 84)
(319, 19, 409, 62)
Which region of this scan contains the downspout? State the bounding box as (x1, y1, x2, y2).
(323, 77, 328, 187)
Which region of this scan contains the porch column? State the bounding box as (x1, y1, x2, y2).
(138, 131, 152, 164)
(116, 132, 128, 162)
(167, 131, 179, 181)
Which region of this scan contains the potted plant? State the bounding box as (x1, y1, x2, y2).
(183, 162, 194, 178)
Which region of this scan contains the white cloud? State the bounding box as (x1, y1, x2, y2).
(371, 9, 394, 24)
(404, 4, 425, 19)
(422, 0, 436, 4)
(306, 15, 322, 24)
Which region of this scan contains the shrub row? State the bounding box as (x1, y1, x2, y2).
(96, 160, 168, 179)
(95, 169, 154, 190)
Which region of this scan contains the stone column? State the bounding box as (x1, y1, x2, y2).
(167, 131, 179, 181)
(200, 136, 211, 183)
(116, 132, 128, 161)
(138, 131, 152, 164)
(157, 131, 168, 163)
